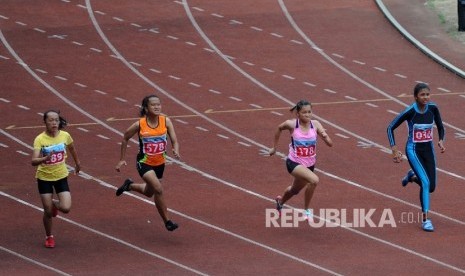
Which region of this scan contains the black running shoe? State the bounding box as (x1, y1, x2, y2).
(116, 178, 133, 196)
(165, 220, 178, 231)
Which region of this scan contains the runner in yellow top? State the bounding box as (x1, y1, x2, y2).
(31, 110, 81, 248)
(115, 95, 180, 231)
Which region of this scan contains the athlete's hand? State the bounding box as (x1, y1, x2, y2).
(172, 149, 180, 159)
(438, 140, 446, 153)
(115, 160, 127, 172)
(74, 163, 81, 175)
(269, 147, 276, 156)
(392, 149, 403, 163)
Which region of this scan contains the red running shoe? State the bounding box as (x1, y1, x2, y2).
(45, 235, 55, 248)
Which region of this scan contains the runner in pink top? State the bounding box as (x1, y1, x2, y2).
(269, 100, 333, 222)
(287, 118, 318, 168)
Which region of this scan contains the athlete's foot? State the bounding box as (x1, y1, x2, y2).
(116, 178, 133, 196)
(401, 170, 415, 187)
(165, 220, 178, 231)
(422, 219, 434, 232)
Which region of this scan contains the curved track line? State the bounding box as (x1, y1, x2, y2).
(278, 0, 465, 135)
(0, 246, 71, 276)
(2, 122, 465, 274)
(83, 0, 465, 227)
(181, 0, 465, 183)
(2, 4, 464, 272)
(0, 129, 341, 276)
(0, 192, 208, 276)
(375, 0, 465, 78)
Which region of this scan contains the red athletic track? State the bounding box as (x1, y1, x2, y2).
(1, 0, 464, 275)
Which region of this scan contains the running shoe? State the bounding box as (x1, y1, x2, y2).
(422, 219, 434, 232)
(401, 170, 415, 187)
(165, 220, 178, 231)
(304, 209, 314, 223)
(116, 178, 133, 196)
(45, 235, 55, 248)
(275, 196, 283, 215)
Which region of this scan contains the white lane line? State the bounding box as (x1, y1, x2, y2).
(282, 74, 295, 80)
(0, 192, 208, 276)
(373, 66, 387, 72)
(149, 68, 162, 74)
(229, 96, 242, 102)
(77, 127, 89, 132)
(271, 111, 283, 116)
(211, 13, 224, 18)
(303, 82, 316, 87)
(324, 89, 337, 94)
(80, 4, 465, 271)
(189, 82, 201, 88)
(33, 28, 46, 33)
(196, 126, 209, 132)
(17, 104, 30, 110)
(0, 246, 71, 276)
(55, 75, 67, 81)
(237, 141, 251, 147)
(262, 67, 275, 73)
(365, 103, 378, 108)
(94, 89, 107, 95)
(290, 39, 303, 45)
(35, 68, 48, 74)
(345, 96, 358, 101)
(209, 89, 221, 94)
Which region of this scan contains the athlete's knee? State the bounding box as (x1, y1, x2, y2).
(153, 186, 164, 196)
(429, 185, 436, 193)
(308, 175, 319, 186)
(60, 205, 71, 214)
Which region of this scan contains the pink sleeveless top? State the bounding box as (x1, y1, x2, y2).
(288, 120, 317, 167)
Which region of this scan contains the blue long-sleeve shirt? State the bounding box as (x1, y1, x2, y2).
(387, 102, 445, 149)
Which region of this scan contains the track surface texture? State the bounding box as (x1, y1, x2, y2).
(1, 0, 465, 275)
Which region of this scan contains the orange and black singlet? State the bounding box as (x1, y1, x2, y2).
(137, 116, 167, 166)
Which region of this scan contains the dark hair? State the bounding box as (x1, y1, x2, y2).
(414, 83, 430, 97)
(43, 110, 67, 129)
(139, 94, 160, 117)
(290, 100, 311, 112)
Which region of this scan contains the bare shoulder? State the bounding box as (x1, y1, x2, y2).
(280, 119, 295, 130)
(311, 119, 323, 128)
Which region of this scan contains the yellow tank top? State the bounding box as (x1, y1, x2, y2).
(137, 116, 167, 166)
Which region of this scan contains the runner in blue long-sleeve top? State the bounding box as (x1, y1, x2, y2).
(387, 83, 446, 232)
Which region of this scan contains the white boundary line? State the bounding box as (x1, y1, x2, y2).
(0, 245, 71, 276)
(0, 191, 208, 276)
(0, 2, 463, 273)
(375, 0, 465, 78)
(1, 128, 464, 274)
(181, 0, 465, 183)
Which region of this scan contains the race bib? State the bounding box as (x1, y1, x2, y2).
(295, 145, 316, 157)
(142, 137, 166, 155)
(42, 143, 66, 165)
(413, 124, 433, 143)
